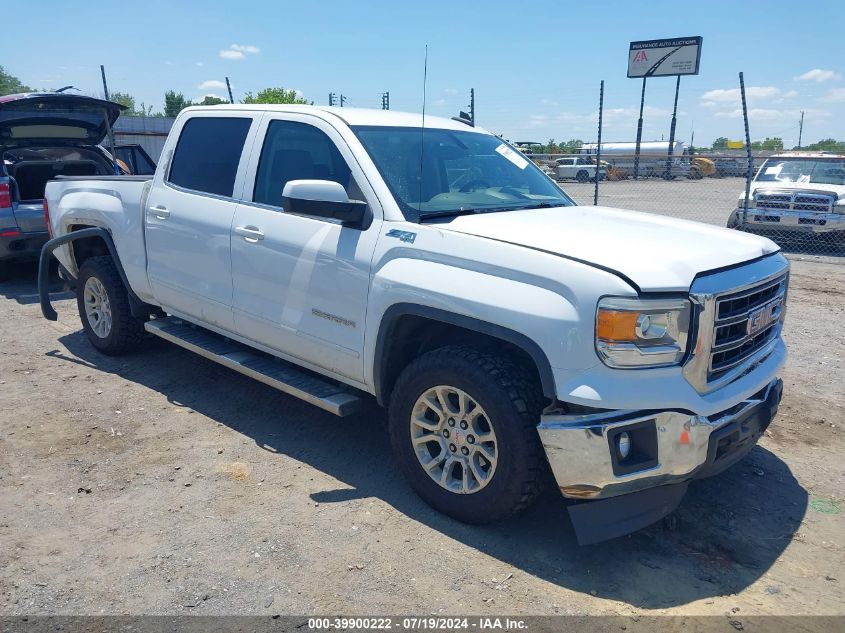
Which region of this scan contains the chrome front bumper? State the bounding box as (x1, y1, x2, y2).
(538, 378, 782, 500)
(731, 207, 845, 233)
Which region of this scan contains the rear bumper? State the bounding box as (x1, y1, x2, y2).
(539, 378, 782, 544)
(0, 230, 49, 261)
(730, 207, 845, 234)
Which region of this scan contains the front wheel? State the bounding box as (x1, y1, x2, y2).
(388, 346, 547, 524)
(76, 256, 146, 355)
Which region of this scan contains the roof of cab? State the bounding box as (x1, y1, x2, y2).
(181, 104, 487, 133)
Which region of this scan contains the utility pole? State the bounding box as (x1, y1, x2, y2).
(340, 94, 348, 107)
(225, 77, 234, 104)
(329, 92, 336, 106)
(468, 88, 475, 124)
(798, 110, 804, 149)
(381, 91, 390, 110)
(100, 65, 110, 100)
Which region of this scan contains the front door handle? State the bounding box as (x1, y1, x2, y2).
(235, 225, 265, 243)
(150, 205, 170, 220)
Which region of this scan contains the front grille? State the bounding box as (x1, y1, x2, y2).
(755, 191, 834, 213)
(708, 274, 788, 382)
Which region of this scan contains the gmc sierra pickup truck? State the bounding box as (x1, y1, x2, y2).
(39, 105, 788, 544)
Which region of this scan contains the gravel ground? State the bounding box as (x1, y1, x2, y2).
(0, 255, 843, 617)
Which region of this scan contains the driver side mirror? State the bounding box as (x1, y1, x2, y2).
(281, 180, 369, 227)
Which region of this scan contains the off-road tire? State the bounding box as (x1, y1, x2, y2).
(76, 256, 145, 355)
(388, 345, 547, 524)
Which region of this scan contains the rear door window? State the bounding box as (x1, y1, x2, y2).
(168, 117, 251, 197)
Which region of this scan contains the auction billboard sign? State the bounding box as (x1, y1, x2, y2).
(627, 37, 702, 78)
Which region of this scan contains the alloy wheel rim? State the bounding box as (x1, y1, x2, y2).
(410, 385, 498, 494)
(83, 277, 112, 339)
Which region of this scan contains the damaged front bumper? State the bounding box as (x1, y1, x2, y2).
(538, 378, 783, 544)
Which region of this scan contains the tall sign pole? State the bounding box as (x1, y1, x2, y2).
(634, 77, 647, 179)
(665, 75, 681, 179)
(627, 36, 702, 181)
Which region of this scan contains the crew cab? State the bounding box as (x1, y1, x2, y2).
(553, 156, 606, 182)
(727, 152, 845, 245)
(0, 93, 129, 278)
(39, 105, 788, 544)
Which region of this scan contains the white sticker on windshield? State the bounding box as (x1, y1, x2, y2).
(495, 143, 529, 170)
(765, 165, 782, 175)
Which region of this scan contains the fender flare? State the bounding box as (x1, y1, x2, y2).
(38, 226, 143, 321)
(373, 303, 557, 405)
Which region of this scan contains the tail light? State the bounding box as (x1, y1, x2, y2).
(44, 198, 52, 238)
(0, 183, 11, 208)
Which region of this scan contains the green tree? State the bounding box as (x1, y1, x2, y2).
(560, 139, 583, 154)
(751, 137, 784, 151)
(164, 91, 192, 117)
(241, 87, 310, 105)
(711, 137, 729, 150)
(198, 95, 227, 106)
(801, 138, 845, 152)
(0, 65, 32, 96)
(110, 91, 137, 112)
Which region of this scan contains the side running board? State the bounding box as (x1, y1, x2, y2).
(145, 317, 362, 417)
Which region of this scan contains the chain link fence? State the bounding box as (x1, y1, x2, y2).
(525, 150, 844, 262)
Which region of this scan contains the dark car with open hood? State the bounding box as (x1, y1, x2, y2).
(0, 92, 125, 277)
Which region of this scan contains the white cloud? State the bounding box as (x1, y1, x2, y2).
(795, 69, 841, 83)
(821, 87, 845, 103)
(444, 88, 458, 94)
(199, 79, 227, 91)
(230, 44, 260, 54)
(433, 99, 446, 106)
(701, 86, 780, 104)
(165, 61, 175, 66)
(783, 90, 798, 98)
(195, 62, 204, 67)
(219, 49, 245, 60)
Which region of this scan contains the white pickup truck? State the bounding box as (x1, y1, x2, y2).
(39, 105, 788, 544)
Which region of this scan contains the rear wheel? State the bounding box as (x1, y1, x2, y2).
(388, 346, 547, 524)
(76, 256, 145, 355)
(576, 170, 590, 183)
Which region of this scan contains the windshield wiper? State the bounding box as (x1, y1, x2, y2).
(417, 202, 561, 222)
(417, 208, 481, 221)
(478, 202, 559, 213)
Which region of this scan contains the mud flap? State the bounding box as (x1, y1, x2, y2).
(568, 482, 689, 545)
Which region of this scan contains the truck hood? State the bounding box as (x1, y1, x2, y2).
(0, 93, 124, 146)
(748, 181, 845, 199)
(440, 206, 779, 292)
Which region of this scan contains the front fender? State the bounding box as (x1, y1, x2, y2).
(364, 257, 585, 402)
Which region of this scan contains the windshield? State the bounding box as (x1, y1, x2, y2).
(755, 157, 845, 186)
(352, 126, 574, 221)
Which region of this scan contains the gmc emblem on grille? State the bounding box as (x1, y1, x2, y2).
(747, 299, 782, 336)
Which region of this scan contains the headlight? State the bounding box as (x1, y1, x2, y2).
(595, 297, 691, 368)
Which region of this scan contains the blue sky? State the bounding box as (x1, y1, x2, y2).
(7, 0, 844, 146)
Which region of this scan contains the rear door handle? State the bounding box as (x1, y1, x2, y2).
(149, 205, 170, 219)
(234, 225, 265, 243)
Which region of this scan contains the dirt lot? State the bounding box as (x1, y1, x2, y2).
(0, 257, 843, 618)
